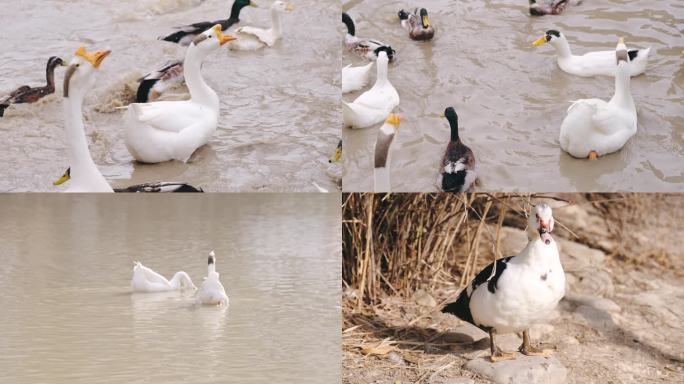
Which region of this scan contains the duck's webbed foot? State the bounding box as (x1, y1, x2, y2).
(489, 329, 517, 362)
(519, 329, 554, 357)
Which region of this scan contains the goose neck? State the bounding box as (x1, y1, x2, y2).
(553, 37, 572, 58)
(184, 46, 219, 110)
(610, 64, 635, 111)
(271, 8, 282, 35)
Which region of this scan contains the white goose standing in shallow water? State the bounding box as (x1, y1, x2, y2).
(343, 50, 399, 129)
(442, 204, 565, 362)
(57, 46, 203, 193)
(228, 1, 293, 50)
(132, 261, 197, 292)
(533, 30, 650, 77)
(197, 251, 229, 306)
(124, 25, 237, 164)
(559, 38, 637, 159)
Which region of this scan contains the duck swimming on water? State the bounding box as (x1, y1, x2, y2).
(397, 8, 434, 41)
(342, 12, 395, 62)
(529, 0, 570, 16)
(0, 56, 66, 117)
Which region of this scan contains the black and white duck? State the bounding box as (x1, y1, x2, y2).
(342, 12, 395, 62)
(439, 107, 476, 192)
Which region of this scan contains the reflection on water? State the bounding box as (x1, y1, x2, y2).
(0, 0, 340, 192)
(342, 0, 683, 192)
(0, 194, 341, 383)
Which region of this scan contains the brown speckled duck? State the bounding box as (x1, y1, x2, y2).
(0, 56, 66, 117)
(397, 8, 434, 41)
(529, 0, 572, 16)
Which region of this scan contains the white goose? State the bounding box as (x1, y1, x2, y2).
(124, 25, 236, 164)
(342, 50, 399, 129)
(533, 30, 650, 77)
(57, 46, 203, 193)
(132, 261, 197, 292)
(373, 114, 400, 192)
(197, 251, 229, 306)
(229, 1, 293, 50)
(559, 38, 637, 159)
(443, 204, 565, 362)
(342, 61, 374, 94)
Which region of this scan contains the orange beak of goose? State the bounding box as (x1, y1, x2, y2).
(75, 45, 111, 68)
(213, 25, 238, 45)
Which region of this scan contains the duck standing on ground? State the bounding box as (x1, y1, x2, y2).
(125, 25, 237, 164)
(160, 0, 256, 45)
(533, 30, 650, 77)
(0, 56, 66, 117)
(197, 251, 229, 306)
(559, 38, 638, 159)
(439, 107, 476, 192)
(442, 204, 565, 362)
(342, 12, 395, 61)
(397, 8, 434, 41)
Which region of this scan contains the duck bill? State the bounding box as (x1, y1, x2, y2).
(532, 36, 546, 46)
(329, 148, 342, 163)
(218, 32, 238, 45)
(538, 221, 552, 243)
(53, 169, 71, 186)
(422, 15, 430, 28)
(91, 50, 111, 68)
(385, 113, 401, 126)
(285, 2, 294, 12)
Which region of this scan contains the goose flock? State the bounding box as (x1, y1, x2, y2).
(342, 2, 655, 192)
(133, 250, 229, 307)
(0, 0, 305, 192)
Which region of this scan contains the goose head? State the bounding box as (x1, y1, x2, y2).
(63, 46, 110, 99)
(615, 37, 630, 66)
(528, 203, 554, 244)
(190, 25, 238, 57)
(533, 29, 563, 48)
(271, 1, 295, 13)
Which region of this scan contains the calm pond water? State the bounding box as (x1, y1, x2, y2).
(0, 194, 341, 383)
(0, 0, 340, 192)
(342, 0, 683, 192)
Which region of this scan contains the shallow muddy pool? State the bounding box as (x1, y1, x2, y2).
(0, 0, 340, 192)
(342, 0, 683, 192)
(0, 194, 341, 383)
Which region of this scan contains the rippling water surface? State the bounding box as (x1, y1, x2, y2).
(342, 0, 683, 192)
(0, 0, 340, 192)
(0, 194, 341, 383)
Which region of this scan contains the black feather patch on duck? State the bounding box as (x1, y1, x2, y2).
(135, 60, 184, 103)
(440, 107, 476, 193)
(0, 56, 65, 117)
(343, 12, 396, 62)
(114, 182, 204, 193)
(160, 0, 254, 46)
(442, 256, 514, 329)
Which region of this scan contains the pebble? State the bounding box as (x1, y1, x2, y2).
(465, 355, 568, 384)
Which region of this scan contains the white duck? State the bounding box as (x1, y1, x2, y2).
(342, 61, 374, 94)
(124, 25, 237, 163)
(533, 30, 650, 77)
(132, 261, 197, 292)
(228, 1, 294, 50)
(57, 46, 203, 193)
(197, 251, 229, 306)
(373, 114, 400, 192)
(559, 38, 637, 159)
(342, 50, 399, 129)
(443, 204, 565, 362)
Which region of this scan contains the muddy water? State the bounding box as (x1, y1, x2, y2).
(0, 0, 340, 192)
(0, 194, 341, 383)
(342, 0, 684, 192)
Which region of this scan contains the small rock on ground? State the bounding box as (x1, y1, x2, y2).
(465, 355, 567, 384)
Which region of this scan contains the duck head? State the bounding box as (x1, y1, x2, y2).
(47, 56, 67, 69)
(533, 29, 562, 47)
(419, 8, 430, 29)
(272, 1, 294, 13)
(63, 45, 110, 98)
(191, 25, 238, 55)
(232, 0, 257, 16)
(528, 203, 554, 244)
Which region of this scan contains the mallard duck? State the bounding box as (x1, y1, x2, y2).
(559, 38, 637, 159)
(0, 56, 66, 117)
(397, 8, 434, 41)
(197, 251, 229, 306)
(342, 12, 395, 61)
(135, 60, 184, 103)
(132, 261, 197, 292)
(125, 25, 236, 164)
(533, 30, 650, 77)
(342, 61, 373, 94)
(529, 0, 569, 16)
(58, 45, 204, 193)
(443, 204, 565, 362)
(373, 114, 400, 192)
(160, 0, 256, 46)
(439, 107, 476, 192)
(342, 50, 399, 129)
(228, 1, 293, 50)
(53, 167, 203, 192)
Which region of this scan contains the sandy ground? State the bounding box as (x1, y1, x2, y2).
(343, 197, 684, 383)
